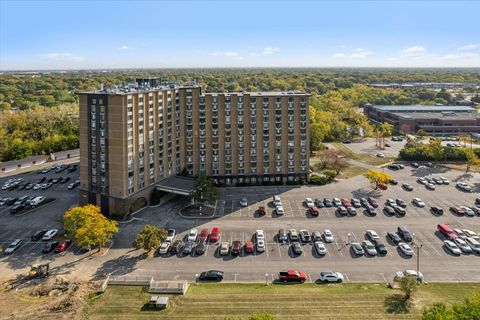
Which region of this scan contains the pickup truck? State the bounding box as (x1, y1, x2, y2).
(278, 269, 307, 283)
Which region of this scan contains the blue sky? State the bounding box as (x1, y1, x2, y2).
(1, 0, 479, 70)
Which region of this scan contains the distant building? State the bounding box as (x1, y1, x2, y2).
(77, 81, 310, 217)
(364, 105, 480, 136)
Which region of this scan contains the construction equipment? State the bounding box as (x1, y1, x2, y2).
(28, 263, 50, 279)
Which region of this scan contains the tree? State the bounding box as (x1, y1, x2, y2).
(132, 225, 167, 254)
(190, 172, 216, 205)
(416, 129, 428, 138)
(421, 303, 454, 320)
(464, 148, 479, 172)
(422, 293, 480, 320)
(397, 271, 418, 300)
(309, 123, 325, 152)
(425, 138, 444, 164)
(330, 157, 349, 174)
(63, 205, 118, 251)
(248, 312, 276, 320)
(364, 169, 393, 190)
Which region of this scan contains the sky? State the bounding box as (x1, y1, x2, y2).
(1, 0, 480, 70)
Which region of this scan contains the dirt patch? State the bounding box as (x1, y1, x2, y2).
(0, 276, 100, 320)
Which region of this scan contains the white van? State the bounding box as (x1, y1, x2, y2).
(30, 196, 45, 206)
(273, 195, 282, 206)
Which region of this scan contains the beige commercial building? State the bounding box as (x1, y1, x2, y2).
(78, 80, 309, 218)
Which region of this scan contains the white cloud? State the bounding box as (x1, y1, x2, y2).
(442, 52, 478, 60)
(399, 46, 427, 57)
(210, 51, 239, 57)
(250, 46, 280, 56)
(456, 44, 479, 52)
(119, 45, 130, 50)
(233, 56, 245, 61)
(41, 53, 85, 62)
(333, 48, 373, 59)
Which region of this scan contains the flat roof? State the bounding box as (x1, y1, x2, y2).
(394, 112, 480, 121)
(368, 105, 475, 112)
(155, 176, 196, 196)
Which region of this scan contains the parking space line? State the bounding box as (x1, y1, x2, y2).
(23, 241, 42, 255)
(333, 237, 343, 256)
(277, 243, 282, 257)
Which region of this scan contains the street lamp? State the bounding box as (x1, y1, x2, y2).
(412, 233, 423, 282)
(347, 233, 351, 245)
(195, 273, 199, 285)
(265, 273, 269, 286)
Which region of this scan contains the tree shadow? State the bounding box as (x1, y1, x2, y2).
(91, 254, 142, 280)
(384, 294, 412, 314)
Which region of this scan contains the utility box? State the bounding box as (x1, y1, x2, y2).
(149, 296, 169, 309)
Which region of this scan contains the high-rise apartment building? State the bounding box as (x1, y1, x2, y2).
(78, 80, 309, 217)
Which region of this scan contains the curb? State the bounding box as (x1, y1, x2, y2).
(178, 205, 216, 219)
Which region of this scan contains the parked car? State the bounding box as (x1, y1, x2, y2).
(396, 199, 407, 208)
(386, 198, 396, 207)
(465, 237, 480, 254)
(366, 230, 380, 242)
(239, 197, 248, 207)
(351, 242, 364, 256)
(187, 229, 199, 242)
(278, 229, 288, 243)
(273, 195, 282, 206)
(199, 270, 224, 282)
(362, 240, 377, 256)
(387, 232, 401, 245)
(54, 239, 72, 253)
(304, 197, 314, 208)
(440, 177, 449, 184)
(299, 229, 311, 242)
(365, 205, 377, 216)
(341, 198, 352, 207)
(375, 241, 388, 255)
(42, 241, 59, 254)
(384, 206, 395, 216)
(395, 270, 423, 283)
(333, 198, 342, 207)
(462, 229, 480, 241)
(318, 271, 344, 283)
(244, 241, 255, 254)
(210, 227, 220, 242)
(337, 206, 348, 216)
(426, 183, 436, 190)
(314, 241, 327, 255)
(314, 198, 324, 208)
(166, 229, 176, 242)
(10, 204, 26, 214)
(351, 198, 361, 208)
(402, 183, 414, 191)
(42, 229, 58, 241)
(376, 152, 385, 158)
(278, 270, 306, 283)
(289, 229, 299, 241)
(431, 206, 444, 215)
(444, 240, 462, 256)
(170, 240, 183, 254)
(309, 206, 319, 217)
(390, 179, 398, 185)
(4, 239, 23, 254)
(412, 198, 425, 207)
(453, 238, 472, 254)
(31, 229, 47, 241)
(220, 242, 230, 255)
(198, 229, 209, 242)
(231, 240, 242, 256)
(323, 229, 334, 243)
(397, 226, 413, 242)
(394, 206, 406, 216)
(367, 197, 378, 208)
(347, 206, 357, 216)
(398, 242, 414, 256)
(461, 206, 475, 217)
(182, 241, 195, 255)
(158, 242, 171, 255)
(30, 196, 46, 206)
(291, 242, 303, 255)
(275, 205, 285, 216)
(195, 241, 207, 255)
(256, 239, 265, 253)
(323, 198, 333, 207)
(450, 206, 465, 216)
(257, 206, 266, 216)
(311, 231, 322, 242)
(456, 182, 472, 192)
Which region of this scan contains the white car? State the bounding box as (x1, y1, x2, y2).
(275, 205, 284, 216)
(239, 197, 248, 207)
(158, 242, 170, 255)
(220, 242, 230, 255)
(256, 230, 265, 241)
(319, 271, 344, 283)
(0, 198, 7, 206)
(42, 229, 58, 241)
(273, 195, 282, 207)
(456, 182, 472, 192)
(323, 229, 334, 243)
(412, 198, 425, 207)
(463, 229, 480, 242)
(256, 239, 266, 252)
(440, 177, 449, 184)
(454, 229, 467, 239)
(376, 152, 385, 158)
(333, 198, 342, 207)
(395, 270, 424, 282)
(305, 198, 314, 208)
(465, 237, 480, 253)
(29, 196, 46, 206)
(4, 239, 23, 254)
(314, 241, 327, 255)
(417, 177, 427, 185)
(460, 206, 475, 217)
(453, 238, 472, 254)
(386, 198, 396, 207)
(362, 240, 378, 256)
(398, 242, 414, 256)
(366, 230, 379, 242)
(187, 228, 199, 242)
(289, 229, 299, 241)
(166, 229, 176, 242)
(444, 240, 462, 256)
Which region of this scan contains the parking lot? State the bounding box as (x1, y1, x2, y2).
(0, 162, 479, 283)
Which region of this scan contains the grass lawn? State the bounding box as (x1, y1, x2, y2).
(82, 282, 480, 320)
(332, 143, 395, 166)
(337, 165, 368, 179)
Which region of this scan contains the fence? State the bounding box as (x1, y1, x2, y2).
(101, 275, 188, 295)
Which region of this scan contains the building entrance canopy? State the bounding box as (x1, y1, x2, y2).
(155, 176, 196, 196)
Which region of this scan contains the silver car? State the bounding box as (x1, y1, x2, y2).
(362, 240, 378, 256)
(314, 241, 327, 255)
(453, 238, 472, 254)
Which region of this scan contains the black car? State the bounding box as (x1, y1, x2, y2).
(195, 241, 207, 255)
(323, 198, 333, 207)
(10, 204, 25, 214)
(199, 270, 224, 281)
(394, 206, 406, 216)
(60, 177, 70, 184)
(390, 179, 398, 185)
(365, 205, 376, 216)
(39, 177, 46, 183)
(68, 165, 78, 173)
(397, 226, 413, 242)
(411, 162, 419, 168)
(182, 241, 195, 255)
(77, 246, 91, 254)
(375, 241, 388, 255)
(430, 206, 444, 215)
(314, 198, 324, 208)
(396, 199, 407, 208)
(277, 229, 288, 243)
(384, 206, 395, 216)
(347, 206, 357, 216)
(388, 164, 400, 170)
(42, 241, 59, 253)
(402, 183, 414, 191)
(386, 232, 401, 245)
(475, 198, 480, 206)
(6, 198, 17, 205)
(337, 206, 348, 216)
(17, 184, 26, 191)
(31, 229, 48, 241)
(25, 183, 34, 190)
(360, 198, 369, 207)
(170, 240, 183, 254)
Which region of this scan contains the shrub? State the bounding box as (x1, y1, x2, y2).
(320, 169, 337, 181)
(309, 174, 328, 185)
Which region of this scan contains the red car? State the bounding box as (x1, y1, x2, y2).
(341, 198, 352, 207)
(450, 207, 465, 216)
(244, 241, 254, 253)
(210, 227, 220, 242)
(199, 228, 209, 242)
(368, 197, 379, 208)
(54, 239, 72, 253)
(309, 206, 319, 217)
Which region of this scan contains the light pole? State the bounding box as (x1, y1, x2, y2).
(195, 273, 199, 285)
(347, 233, 351, 245)
(412, 233, 422, 282)
(265, 273, 269, 286)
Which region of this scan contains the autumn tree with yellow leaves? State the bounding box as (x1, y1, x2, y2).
(63, 204, 119, 251)
(364, 169, 393, 190)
